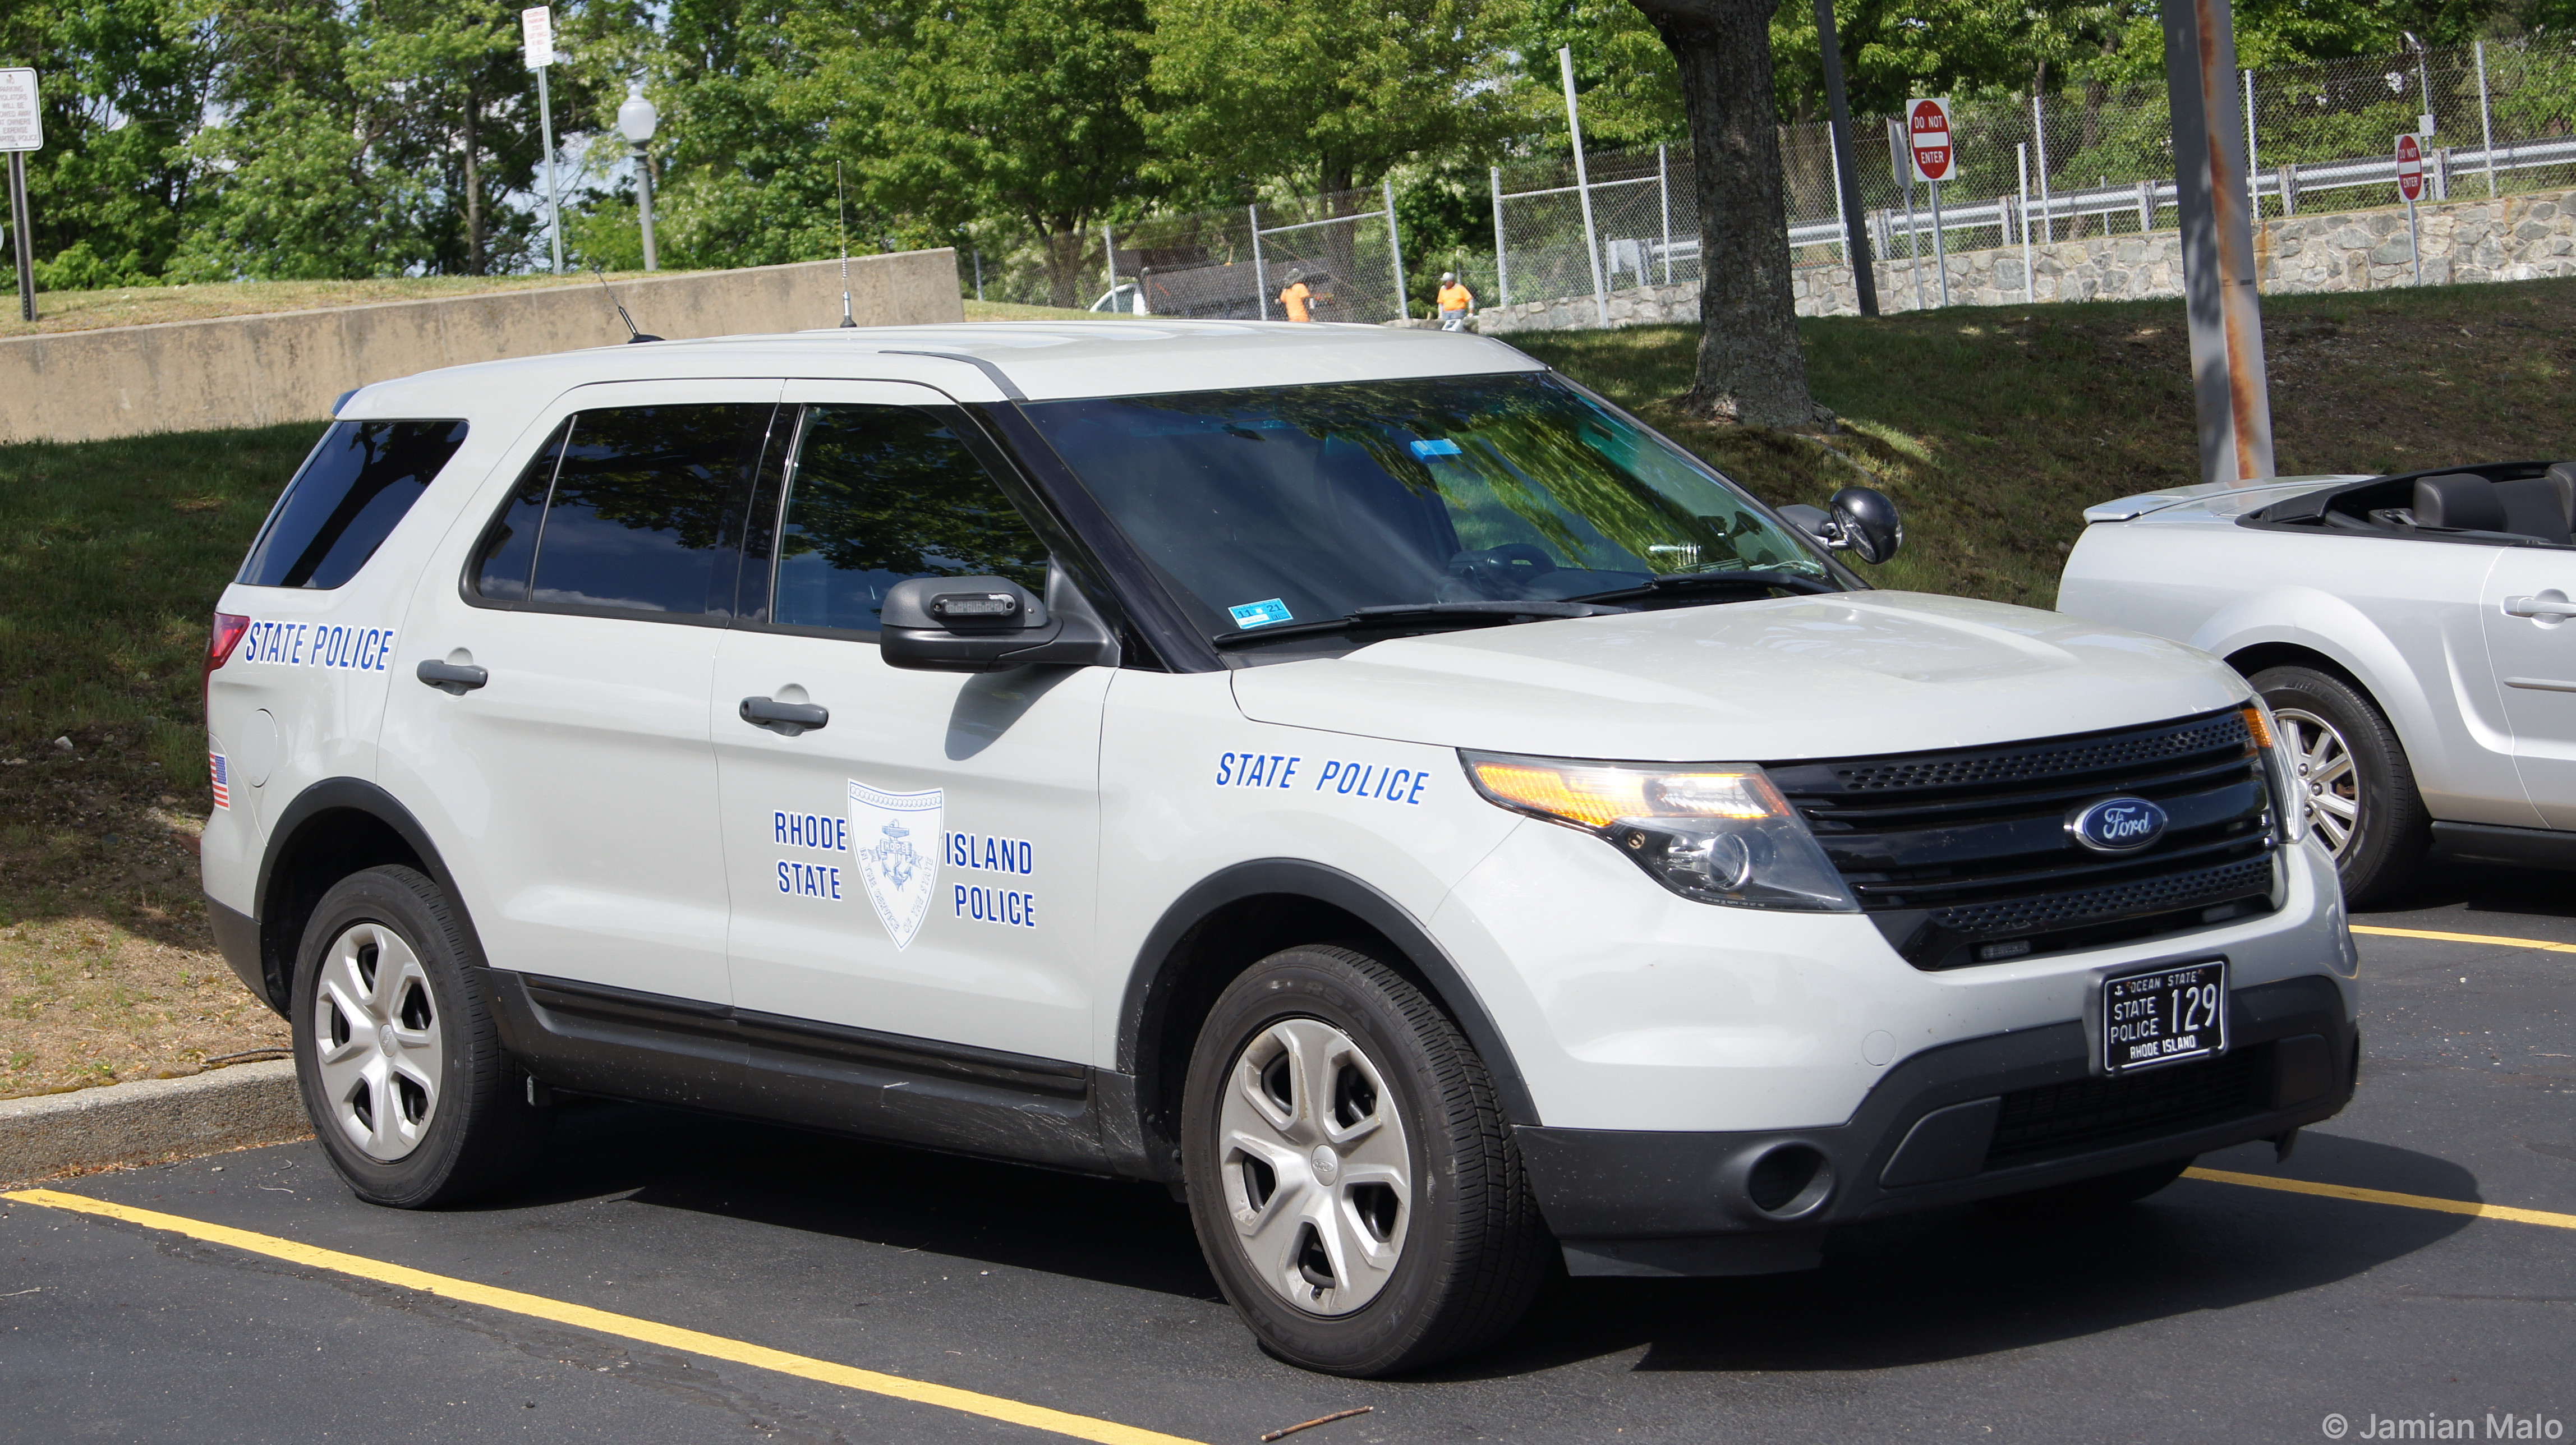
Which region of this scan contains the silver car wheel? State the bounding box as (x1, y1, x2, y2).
(1217, 1018, 1413, 1317)
(2276, 706, 2362, 860)
(310, 922, 444, 1162)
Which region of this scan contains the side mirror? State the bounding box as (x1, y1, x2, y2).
(1779, 489, 1904, 565)
(1830, 487, 1903, 564)
(878, 570, 1120, 673)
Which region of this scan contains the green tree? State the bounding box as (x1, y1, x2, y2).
(1144, 0, 1525, 203)
(1, 0, 215, 287)
(783, 0, 1152, 309)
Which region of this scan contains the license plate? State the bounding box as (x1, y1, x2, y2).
(2101, 960, 2229, 1075)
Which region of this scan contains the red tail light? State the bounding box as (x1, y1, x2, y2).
(205, 611, 250, 719)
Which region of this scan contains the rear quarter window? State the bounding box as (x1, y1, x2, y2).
(238, 420, 472, 588)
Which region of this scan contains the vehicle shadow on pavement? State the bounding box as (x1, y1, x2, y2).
(1432, 1135, 2476, 1380)
(2361, 860, 2576, 926)
(481, 1101, 1225, 1301)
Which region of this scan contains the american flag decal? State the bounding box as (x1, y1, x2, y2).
(209, 751, 229, 810)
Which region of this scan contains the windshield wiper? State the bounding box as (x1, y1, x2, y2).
(1562, 570, 1838, 606)
(1212, 600, 1626, 649)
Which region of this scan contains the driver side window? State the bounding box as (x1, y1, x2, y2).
(769, 405, 1051, 633)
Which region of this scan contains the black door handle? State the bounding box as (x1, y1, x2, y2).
(416, 660, 489, 694)
(740, 696, 829, 734)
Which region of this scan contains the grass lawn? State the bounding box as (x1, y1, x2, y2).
(6, 278, 2574, 1098)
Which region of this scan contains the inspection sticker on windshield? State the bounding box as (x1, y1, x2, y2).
(1229, 599, 1292, 629)
(1409, 438, 1462, 459)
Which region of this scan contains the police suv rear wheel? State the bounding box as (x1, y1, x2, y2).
(292, 866, 548, 1208)
(1182, 945, 1549, 1377)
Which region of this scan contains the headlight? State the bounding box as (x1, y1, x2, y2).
(1461, 752, 1859, 911)
(2239, 698, 2309, 845)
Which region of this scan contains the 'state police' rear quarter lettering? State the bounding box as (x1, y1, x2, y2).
(237, 619, 397, 673)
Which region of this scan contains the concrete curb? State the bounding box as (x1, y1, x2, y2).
(1, 1060, 308, 1185)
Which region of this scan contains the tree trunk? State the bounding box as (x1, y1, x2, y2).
(463, 88, 484, 274)
(1629, 0, 1823, 428)
(1043, 223, 1090, 310)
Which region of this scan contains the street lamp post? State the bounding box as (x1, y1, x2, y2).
(618, 82, 659, 272)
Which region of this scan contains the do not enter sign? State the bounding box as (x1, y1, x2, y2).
(2395, 133, 2425, 202)
(1909, 98, 1955, 184)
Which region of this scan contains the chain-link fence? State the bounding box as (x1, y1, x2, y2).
(1489, 30, 2576, 314)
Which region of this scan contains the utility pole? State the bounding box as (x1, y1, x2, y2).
(2161, 0, 2275, 485)
(1813, 0, 1878, 315)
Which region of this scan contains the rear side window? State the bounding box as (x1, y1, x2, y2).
(469, 404, 775, 618)
(238, 420, 470, 588)
(770, 406, 1049, 633)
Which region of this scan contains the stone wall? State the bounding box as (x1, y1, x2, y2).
(1472, 190, 2576, 334)
(1, 249, 964, 445)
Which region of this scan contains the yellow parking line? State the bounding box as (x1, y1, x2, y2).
(2184, 1168, 2576, 1230)
(2, 1188, 1209, 1445)
(2350, 924, 2576, 954)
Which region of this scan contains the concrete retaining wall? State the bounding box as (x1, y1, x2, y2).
(1, 250, 964, 445)
(1474, 190, 2576, 333)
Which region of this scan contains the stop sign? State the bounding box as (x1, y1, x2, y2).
(1909, 98, 1955, 184)
(2395, 133, 2425, 202)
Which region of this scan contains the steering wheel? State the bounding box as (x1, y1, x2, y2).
(1448, 544, 1558, 596)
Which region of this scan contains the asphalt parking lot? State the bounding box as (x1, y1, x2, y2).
(5, 864, 2570, 1445)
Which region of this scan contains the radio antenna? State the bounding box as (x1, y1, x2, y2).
(837, 161, 856, 328)
(592, 264, 660, 343)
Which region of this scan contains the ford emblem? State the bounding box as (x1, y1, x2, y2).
(2068, 797, 2169, 854)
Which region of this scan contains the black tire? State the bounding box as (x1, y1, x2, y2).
(1181, 945, 1549, 1377)
(1987, 1156, 2194, 1216)
(290, 865, 549, 1208)
(2250, 665, 2430, 908)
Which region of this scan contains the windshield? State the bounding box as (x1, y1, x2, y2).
(1021, 372, 1836, 645)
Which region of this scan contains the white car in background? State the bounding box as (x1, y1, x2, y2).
(2059, 463, 2576, 904)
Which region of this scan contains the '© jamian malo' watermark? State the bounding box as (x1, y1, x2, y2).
(2321, 1414, 2564, 1440)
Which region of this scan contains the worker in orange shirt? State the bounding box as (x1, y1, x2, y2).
(1436, 271, 1474, 330)
(1278, 268, 1317, 323)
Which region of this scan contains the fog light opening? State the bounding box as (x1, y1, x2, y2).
(1743, 1143, 1836, 1219)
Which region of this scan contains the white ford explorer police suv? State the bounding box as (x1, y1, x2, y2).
(204, 321, 2358, 1376)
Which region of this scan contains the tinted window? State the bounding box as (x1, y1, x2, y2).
(521, 404, 774, 616)
(771, 406, 1048, 632)
(239, 420, 470, 588)
(469, 420, 567, 601)
(1022, 374, 1824, 640)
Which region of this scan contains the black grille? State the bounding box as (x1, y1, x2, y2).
(1931, 857, 2279, 936)
(1769, 708, 2280, 970)
(1986, 1045, 2271, 1167)
(1836, 714, 2255, 793)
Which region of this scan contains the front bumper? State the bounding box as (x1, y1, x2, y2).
(1519, 972, 2356, 1276)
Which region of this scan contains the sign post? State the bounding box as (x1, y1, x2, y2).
(1908, 98, 1954, 308)
(1, 67, 43, 322)
(521, 7, 564, 276)
(2396, 132, 2426, 286)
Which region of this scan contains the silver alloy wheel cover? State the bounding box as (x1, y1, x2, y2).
(2275, 706, 2362, 862)
(311, 921, 444, 1162)
(1217, 1018, 1413, 1316)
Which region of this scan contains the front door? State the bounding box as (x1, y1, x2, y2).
(382, 381, 783, 1003)
(710, 383, 1108, 1063)
(2485, 545, 2576, 830)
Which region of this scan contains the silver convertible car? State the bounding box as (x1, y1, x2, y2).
(2058, 462, 2576, 904)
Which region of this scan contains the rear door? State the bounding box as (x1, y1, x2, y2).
(381, 381, 784, 1004)
(2484, 545, 2576, 829)
(709, 383, 1109, 1062)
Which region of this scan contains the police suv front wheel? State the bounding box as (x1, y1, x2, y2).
(292, 866, 549, 1208)
(1181, 945, 1550, 1377)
